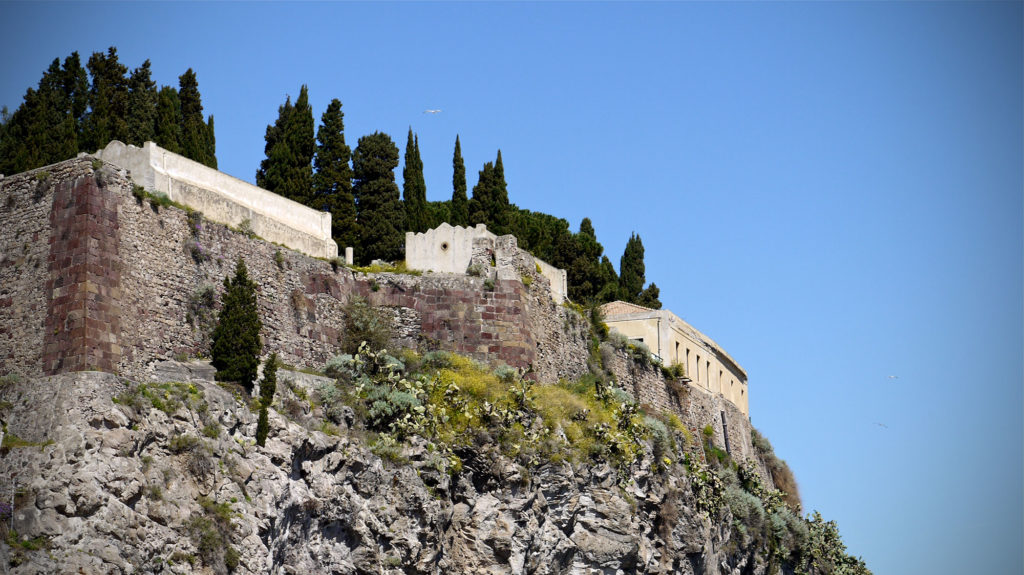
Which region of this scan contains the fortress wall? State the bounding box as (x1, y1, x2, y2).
(0, 156, 586, 383)
(0, 164, 66, 376)
(93, 141, 337, 259)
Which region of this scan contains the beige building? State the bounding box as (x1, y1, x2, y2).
(601, 301, 749, 417)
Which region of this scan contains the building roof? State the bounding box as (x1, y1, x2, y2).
(600, 300, 655, 316)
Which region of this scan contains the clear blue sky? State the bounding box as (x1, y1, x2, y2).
(2, 2, 1021, 573)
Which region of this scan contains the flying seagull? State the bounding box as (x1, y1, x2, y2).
(423, 109, 442, 114)
(887, 375, 899, 380)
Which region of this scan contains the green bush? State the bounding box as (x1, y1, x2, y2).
(341, 295, 392, 355)
(211, 258, 263, 394)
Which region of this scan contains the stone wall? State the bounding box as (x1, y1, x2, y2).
(406, 223, 568, 303)
(92, 141, 338, 259)
(0, 157, 589, 385)
(0, 164, 64, 376)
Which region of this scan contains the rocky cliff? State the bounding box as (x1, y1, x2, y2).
(0, 355, 861, 575)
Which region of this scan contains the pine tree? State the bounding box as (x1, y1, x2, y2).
(312, 99, 356, 250)
(468, 150, 510, 235)
(178, 69, 216, 168)
(403, 128, 429, 233)
(153, 86, 183, 154)
(125, 60, 157, 146)
(211, 258, 263, 394)
(450, 135, 468, 226)
(352, 132, 404, 264)
(256, 86, 314, 204)
(82, 47, 129, 152)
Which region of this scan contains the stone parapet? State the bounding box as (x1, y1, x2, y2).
(92, 141, 338, 259)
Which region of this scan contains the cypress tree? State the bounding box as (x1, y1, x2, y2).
(179, 69, 216, 168)
(82, 47, 129, 152)
(403, 128, 429, 233)
(312, 99, 356, 250)
(0, 55, 84, 173)
(154, 86, 183, 154)
(567, 217, 607, 304)
(256, 86, 314, 205)
(450, 135, 468, 226)
(619, 232, 646, 303)
(618, 232, 659, 308)
(255, 353, 278, 447)
(125, 60, 157, 146)
(352, 132, 404, 264)
(211, 258, 263, 394)
(205, 115, 217, 169)
(595, 255, 620, 304)
(468, 150, 510, 235)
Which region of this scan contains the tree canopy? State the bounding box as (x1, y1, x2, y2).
(353, 132, 405, 264)
(312, 99, 356, 250)
(211, 258, 263, 394)
(402, 128, 429, 233)
(0, 47, 216, 175)
(256, 85, 315, 204)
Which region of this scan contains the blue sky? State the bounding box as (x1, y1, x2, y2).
(2, 2, 1021, 573)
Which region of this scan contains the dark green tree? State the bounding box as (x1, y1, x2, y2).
(255, 353, 278, 447)
(153, 86, 183, 154)
(619, 232, 645, 303)
(468, 150, 510, 234)
(595, 255, 620, 303)
(449, 135, 468, 226)
(125, 60, 157, 146)
(352, 132, 404, 264)
(312, 99, 356, 250)
(256, 85, 314, 204)
(637, 282, 662, 309)
(617, 233, 661, 309)
(211, 258, 263, 394)
(178, 69, 217, 168)
(81, 47, 129, 152)
(0, 60, 74, 173)
(402, 128, 429, 233)
(567, 218, 608, 304)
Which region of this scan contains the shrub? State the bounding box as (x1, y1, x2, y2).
(341, 295, 392, 355)
(211, 258, 263, 394)
(238, 218, 255, 238)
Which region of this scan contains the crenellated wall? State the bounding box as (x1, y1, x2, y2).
(406, 223, 568, 303)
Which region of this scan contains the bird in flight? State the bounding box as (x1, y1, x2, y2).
(423, 109, 442, 114)
(875, 422, 888, 429)
(887, 375, 899, 380)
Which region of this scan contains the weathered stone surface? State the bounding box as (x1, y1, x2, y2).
(0, 369, 782, 575)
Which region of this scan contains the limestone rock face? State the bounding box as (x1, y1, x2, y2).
(0, 368, 774, 575)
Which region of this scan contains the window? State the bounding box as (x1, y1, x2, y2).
(675, 342, 679, 363)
